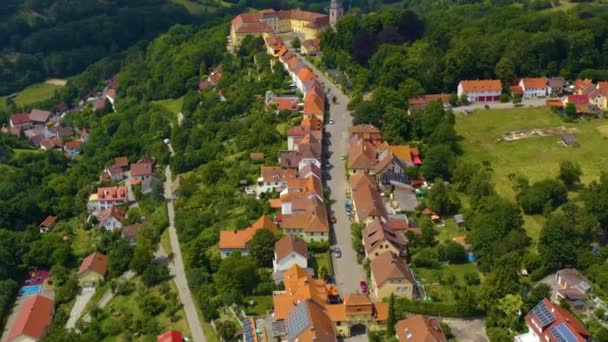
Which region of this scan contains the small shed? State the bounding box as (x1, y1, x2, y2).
(454, 214, 465, 226)
(561, 133, 578, 147)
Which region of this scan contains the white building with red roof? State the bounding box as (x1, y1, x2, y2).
(457, 79, 502, 103)
(7, 295, 54, 342)
(88, 186, 128, 212)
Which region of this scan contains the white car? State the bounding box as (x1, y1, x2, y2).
(340, 154, 345, 160)
(329, 119, 335, 124)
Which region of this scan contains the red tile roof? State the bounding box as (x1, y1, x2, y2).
(219, 215, 277, 249)
(297, 68, 315, 83)
(121, 224, 141, 241)
(114, 156, 129, 168)
(9, 113, 31, 126)
(521, 77, 547, 89)
(525, 298, 589, 342)
(96, 205, 125, 225)
(39, 215, 57, 229)
(96, 186, 128, 201)
(29, 109, 52, 123)
(271, 97, 299, 111)
(8, 295, 54, 341)
(396, 315, 447, 342)
(130, 161, 153, 177)
(275, 235, 308, 261)
(459, 79, 502, 92)
(157, 330, 183, 342)
(78, 252, 108, 276)
(566, 95, 590, 105)
(64, 140, 82, 150)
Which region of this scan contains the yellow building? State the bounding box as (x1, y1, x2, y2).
(370, 252, 415, 301)
(230, 9, 329, 50)
(77, 252, 108, 288)
(362, 218, 407, 261)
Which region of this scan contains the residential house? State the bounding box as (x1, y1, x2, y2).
(39, 138, 61, 151)
(281, 196, 329, 242)
(388, 145, 422, 167)
(78, 252, 108, 287)
(351, 124, 383, 145)
(296, 67, 316, 93)
(9, 113, 31, 128)
(519, 78, 549, 98)
(374, 150, 409, 187)
(271, 264, 388, 339)
(408, 94, 451, 112)
(130, 160, 153, 181)
(121, 224, 141, 244)
(299, 162, 322, 180)
(572, 78, 595, 95)
(301, 38, 321, 56)
(457, 79, 502, 103)
(157, 330, 183, 342)
(199, 66, 223, 90)
(95, 205, 125, 231)
(39, 215, 57, 233)
(370, 251, 415, 300)
(395, 315, 447, 342)
(362, 218, 407, 260)
(29, 109, 52, 124)
(348, 138, 377, 174)
(218, 215, 277, 258)
(349, 172, 388, 224)
(88, 186, 128, 211)
(102, 165, 125, 182)
(114, 157, 129, 170)
(265, 36, 285, 56)
(555, 268, 591, 303)
(80, 128, 89, 142)
(268, 96, 300, 112)
(589, 87, 608, 111)
(63, 140, 82, 158)
(279, 150, 302, 170)
(285, 300, 337, 341)
(273, 235, 308, 274)
(562, 95, 590, 106)
(257, 166, 297, 193)
(303, 84, 325, 119)
(515, 298, 590, 342)
(548, 77, 566, 96)
(287, 125, 310, 151)
(7, 295, 54, 342)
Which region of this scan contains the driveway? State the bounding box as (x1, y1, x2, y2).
(66, 287, 96, 329)
(82, 270, 135, 323)
(298, 54, 366, 295)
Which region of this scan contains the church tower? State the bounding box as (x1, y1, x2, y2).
(329, 0, 344, 29)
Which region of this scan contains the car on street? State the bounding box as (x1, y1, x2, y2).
(330, 215, 337, 224)
(329, 119, 334, 124)
(360, 281, 368, 294)
(325, 162, 331, 168)
(334, 248, 342, 258)
(340, 154, 345, 160)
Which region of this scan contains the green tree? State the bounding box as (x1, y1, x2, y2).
(108, 239, 133, 276)
(444, 241, 467, 264)
(449, 93, 459, 107)
(421, 145, 455, 181)
(426, 178, 460, 215)
(494, 57, 515, 86)
(213, 254, 259, 305)
(291, 37, 301, 50)
(386, 294, 397, 337)
(216, 320, 238, 340)
(538, 211, 595, 270)
(518, 179, 568, 215)
(558, 160, 582, 188)
(565, 103, 577, 118)
(247, 229, 277, 267)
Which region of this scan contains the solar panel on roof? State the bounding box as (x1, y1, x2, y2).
(531, 301, 556, 327)
(285, 301, 311, 340)
(549, 323, 579, 342)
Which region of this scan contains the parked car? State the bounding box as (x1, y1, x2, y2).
(340, 154, 345, 160)
(360, 281, 368, 294)
(330, 216, 337, 224)
(329, 119, 335, 124)
(334, 248, 342, 258)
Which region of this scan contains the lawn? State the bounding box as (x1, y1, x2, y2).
(160, 228, 173, 255)
(415, 263, 482, 303)
(437, 218, 465, 243)
(311, 251, 333, 274)
(153, 97, 184, 115)
(15, 82, 63, 107)
(170, 0, 206, 14)
(243, 295, 274, 316)
(455, 107, 608, 200)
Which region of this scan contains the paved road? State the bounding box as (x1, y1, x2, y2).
(164, 165, 206, 342)
(66, 287, 95, 329)
(298, 55, 366, 295)
(455, 97, 551, 113)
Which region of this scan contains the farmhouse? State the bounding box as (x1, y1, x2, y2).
(519, 77, 549, 98)
(457, 79, 502, 103)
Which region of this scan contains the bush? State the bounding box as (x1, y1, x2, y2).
(464, 272, 481, 285)
(518, 179, 568, 214)
(308, 240, 330, 253)
(394, 298, 481, 317)
(444, 241, 467, 264)
(411, 248, 441, 268)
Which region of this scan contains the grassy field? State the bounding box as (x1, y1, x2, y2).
(456, 107, 608, 240)
(243, 295, 274, 316)
(0, 81, 64, 110)
(456, 107, 608, 199)
(170, 0, 206, 14)
(153, 97, 184, 115)
(160, 229, 173, 255)
(312, 251, 334, 274)
(415, 263, 482, 303)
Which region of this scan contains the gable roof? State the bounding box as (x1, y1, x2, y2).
(157, 330, 183, 342)
(408, 94, 450, 109)
(8, 295, 54, 341)
(39, 215, 57, 229)
(396, 315, 447, 342)
(556, 268, 591, 293)
(371, 252, 414, 288)
(459, 79, 502, 92)
(276, 235, 308, 261)
(297, 67, 315, 83)
(389, 145, 413, 164)
(303, 86, 325, 116)
(78, 252, 108, 276)
(350, 173, 388, 222)
(260, 166, 297, 183)
(95, 186, 128, 201)
(114, 156, 129, 168)
(362, 218, 406, 255)
(598, 81, 608, 90)
(566, 95, 589, 105)
(348, 139, 377, 170)
(302, 38, 321, 51)
(10, 112, 31, 126)
(96, 205, 125, 225)
(521, 77, 548, 89)
(29, 109, 52, 123)
(525, 298, 589, 341)
(64, 140, 82, 150)
(219, 215, 277, 250)
(285, 300, 336, 342)
(130, 160, 153, 177)
(270, 97, 299, 111)
(548, 77, 566, 88)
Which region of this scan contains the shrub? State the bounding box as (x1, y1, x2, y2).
(464, 272, 481, 285)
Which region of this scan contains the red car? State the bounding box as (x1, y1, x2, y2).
(360, 281, 368, 294)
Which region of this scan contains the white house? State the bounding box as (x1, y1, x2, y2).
(88, 186, 128, 212)
(457, 79, 502, 103)
(95, 206, 125, 231)
(519, 78, 549, 98)
(273, 235, 308, 273)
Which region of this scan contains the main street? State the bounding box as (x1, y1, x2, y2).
(164, 165, 206, 342)
(298, 55, 366, 295)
